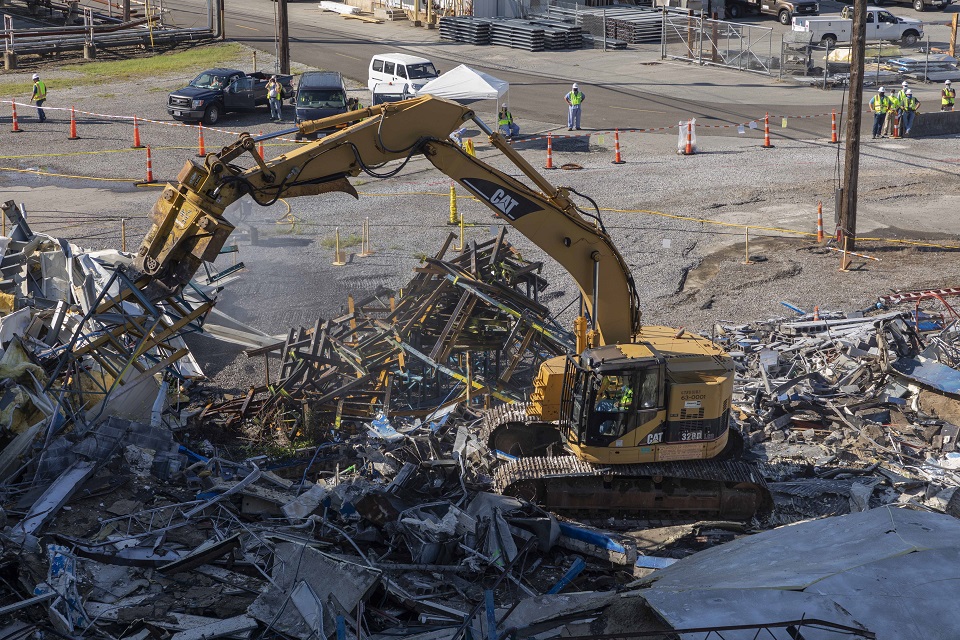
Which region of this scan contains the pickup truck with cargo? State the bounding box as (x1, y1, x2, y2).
(168, 69, 294, 126)
(726, 0, 819, 25)
(792, 7, 923, 46)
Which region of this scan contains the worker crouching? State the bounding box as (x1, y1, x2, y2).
(498, 103, 519, 139)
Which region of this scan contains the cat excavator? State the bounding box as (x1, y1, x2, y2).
(135, 96, 770, 521)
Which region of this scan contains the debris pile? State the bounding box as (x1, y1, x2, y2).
(197, 229, 572, 445)
(4, 191, 960, 637)
(720, 299, 960, 524)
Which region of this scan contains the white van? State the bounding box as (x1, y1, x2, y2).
(367, 53, 439, 94)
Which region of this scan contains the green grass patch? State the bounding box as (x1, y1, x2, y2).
(320, 233, 363, 249)
(0, 42, 244, 97)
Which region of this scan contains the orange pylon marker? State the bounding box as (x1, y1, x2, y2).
(68, 106, 79, 140)
(683, 120, 694, 156)
(892, 114, 901, 139)
(761, 112, 774, 148)
(258, 131, 265, 159)
(132, 116, 144, 149)
(612, 129, 625, 164)
(10, 101, 21, 133)
(816, 201, 824, 242)
(829, 110, 839, 144)
(544, 133, 556, 170)
(813, 305, 821, 321)
(197, 124, 206, 157)
(139, 146, 156, 185)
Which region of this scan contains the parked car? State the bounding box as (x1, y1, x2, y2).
(367, 53, 439, 95)
(293, 71, 349, 140)
(793, 7, 923, 46)
(727, 0, 819, 25)
(167, 69, 294, 125)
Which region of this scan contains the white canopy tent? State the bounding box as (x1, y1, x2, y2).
(415, 64, 509, 105)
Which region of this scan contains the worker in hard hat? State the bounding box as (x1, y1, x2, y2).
(883, 86, 900, 138)
(565, 83, 584, 131)
(31, 73, 47, 123)
(900, 89, 920, 136)
(869, 87, 891, 139)
(497, 103, 519, 139)
(942, 80, 955, 112)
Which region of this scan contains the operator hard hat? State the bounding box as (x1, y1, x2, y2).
(32, 73, 39, 80)
(906, 89, 912, 95)
(947, 80, 953, 85)
(502, 103, 508, 108)
(572, 83, 578, 89)
(902, 81, 909, 88)
(878, 87, 885, 93)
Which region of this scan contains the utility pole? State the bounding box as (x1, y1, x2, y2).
(839, 0, 867, 254)
(278, 0, 290, 75)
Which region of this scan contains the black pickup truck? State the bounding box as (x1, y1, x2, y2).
(168, 69, 294, 125)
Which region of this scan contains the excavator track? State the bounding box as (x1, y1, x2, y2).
(493, 455, 771, 521)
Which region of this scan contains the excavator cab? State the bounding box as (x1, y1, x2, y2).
(564, 349, 665, 450)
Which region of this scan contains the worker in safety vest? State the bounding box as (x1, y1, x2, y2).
(900, 89, 919, 136)
(497, 103, 519, 139)
(266, 76, 284, 122)
(565, 83, 584, 131)
(883, 89, 900, 138)
(31, 73, 47, 123)
(942, 80, 955, 112)
(869, 87, 890, 139)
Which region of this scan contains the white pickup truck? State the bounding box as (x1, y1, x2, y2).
(793, 6, 923, 47)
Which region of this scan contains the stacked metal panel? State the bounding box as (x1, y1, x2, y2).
(439, 16, 583, 50)
(490, 20, 547, 51)
(439, 16, 492, 45)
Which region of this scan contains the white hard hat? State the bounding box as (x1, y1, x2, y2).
(32, 73, 39, 80)
(906, 89, 912, 95)
(902, 81, 909, 87)
(502, 103, 507, 108)
(947, 80, 953, 85)
(878, 86, 885, 92)
(572, 83, 578, 89)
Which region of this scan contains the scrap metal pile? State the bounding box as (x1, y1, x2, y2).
(198, 228, 572, 444)
(3, 191, 960, 637)
(721, 295, 960, 525)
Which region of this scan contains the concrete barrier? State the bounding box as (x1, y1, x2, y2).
(910, 110, 960, 138)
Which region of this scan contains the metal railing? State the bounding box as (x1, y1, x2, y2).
(663, 13, 778, 75)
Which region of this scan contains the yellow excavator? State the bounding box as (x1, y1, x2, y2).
(135, 96, 770, 521)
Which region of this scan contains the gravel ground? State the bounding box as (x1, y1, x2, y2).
(3, 43, 960, 392)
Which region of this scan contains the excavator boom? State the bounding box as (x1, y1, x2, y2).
(135, 96, 640, 344)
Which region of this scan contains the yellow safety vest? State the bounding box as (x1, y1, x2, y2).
(33, 81, 46, 100)
(943, 88, 955, 106)
(267, 83, 282, 99)
(871, 95, 889, 113)
(569, 91, 583, 106)
(903, 97, 918, 112)
(498, 110, 513, 126)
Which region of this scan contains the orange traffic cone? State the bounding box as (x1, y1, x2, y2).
(258, 131, 264, 159)
(892, 113, 901, 139)
(813, 305, 821, 321)
(544, 133, 556, 170)
(817, 201, 824, 242)
(761, 112, 774, 149)
(132, 116, 144, 149)
(612, 129, 625, 164)
(142, 145, 155, 184)
(197, 124, 206, 157)
(10, 101, 21, 133)
(68, 106, 80, 140)
(829, 110, 839, 144)
(683, 120, 694, 156)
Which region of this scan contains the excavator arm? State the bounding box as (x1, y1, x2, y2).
(135, 95, 640, 345)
